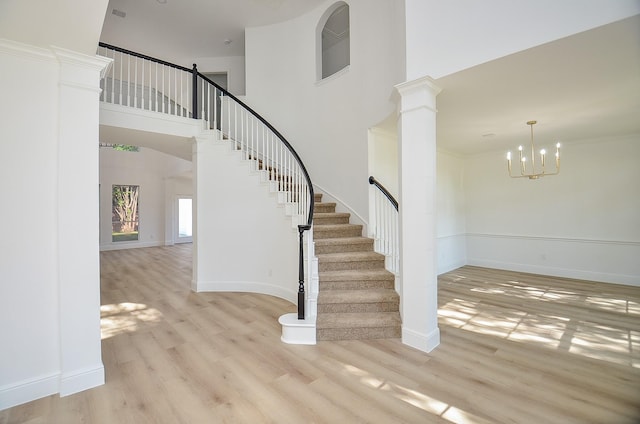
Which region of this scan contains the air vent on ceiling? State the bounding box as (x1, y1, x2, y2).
(112, 9, 126, 18)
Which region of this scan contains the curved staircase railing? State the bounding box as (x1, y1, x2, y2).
(98, 43, 314, 319)
(368, 176, 399, 275)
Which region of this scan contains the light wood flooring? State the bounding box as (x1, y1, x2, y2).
(1, 245, 639, 423)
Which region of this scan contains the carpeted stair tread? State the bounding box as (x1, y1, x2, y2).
(314, 237, 374, 254)
(319, 268, 395, 281)
(318, 289, 399, 304)
(314, 212, 350, 218)
(313, 191, 400, 341)
(316, 251, 384, 262)
(316, 325, 401, 340)
(314, 202, 336, 213)
(313, 224, 363, 239)
(317, 312, 401, 329)
(314, 237, 372, 246)
(317, 251, 385, 272)
(318, 270, 395, 290)
(313, 212, 351, 225)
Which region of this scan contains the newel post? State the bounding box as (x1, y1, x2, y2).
(297, 225, 310, 319)
(192, 64, 198, 120)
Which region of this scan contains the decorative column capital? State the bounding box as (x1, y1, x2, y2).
(394, 75, 442, 115)
(51, 46, 113, 93)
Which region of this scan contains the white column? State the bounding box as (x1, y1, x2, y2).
(395, 75, 442, 353)
(53, 47, 112, 396)
(191, 133, 216, 292)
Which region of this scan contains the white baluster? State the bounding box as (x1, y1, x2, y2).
(134, 56, 138, 108)
(244, 110, 249, 157)
(213, 87, 218, 129)
(227, 97, 232, 140)
(118, 51, 123, 105)
(127, 54, 131, 106)
(153, 62, 157, 112)
(279, 143, 283, 191)
(162, 65, 166, 114)
(297, 167, 302, 216)
(201, 80, 206, 123)
(179, 68, 183, 116)
(109, 49, 115, 103)
(141, 59, 145, 110)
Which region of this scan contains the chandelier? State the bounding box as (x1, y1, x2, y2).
(507, 120, 560, 179)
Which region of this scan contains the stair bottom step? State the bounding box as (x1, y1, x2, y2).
(317, 312, 401, 340)
(317, 326, 401, 341)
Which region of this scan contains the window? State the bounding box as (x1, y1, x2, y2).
(112, 185, 140, 242)
(318, 2, 350, 80)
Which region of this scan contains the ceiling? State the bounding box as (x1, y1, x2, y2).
(100, 1, 640, 156)
(435, 14, 640, 155)
(100, 0, 325, 64)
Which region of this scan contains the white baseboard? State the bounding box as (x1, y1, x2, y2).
(0, 372, 59, 411)
(59, 364, 105, 397)
(195, 280, 297, 304)
(467, 258, 639, 287)
(466, 233, 640, 286)
(402, 326, 440, 353)
(100, 240, 165, 251)
(437, 259, 466, 276)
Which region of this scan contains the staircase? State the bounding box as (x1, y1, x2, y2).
(313, 193, 401, 340)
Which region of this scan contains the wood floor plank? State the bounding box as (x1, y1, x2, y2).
(2, 246, 639, 423)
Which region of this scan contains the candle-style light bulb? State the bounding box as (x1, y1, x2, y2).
(540, 149, 546, 168)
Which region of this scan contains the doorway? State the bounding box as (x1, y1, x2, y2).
(177, 197, 192, 243)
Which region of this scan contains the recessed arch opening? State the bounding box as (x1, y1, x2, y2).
(316, 1, 350, 80)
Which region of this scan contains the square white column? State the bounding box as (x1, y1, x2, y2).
(395, 76, 442, 353)
(53, 47, 112, 395)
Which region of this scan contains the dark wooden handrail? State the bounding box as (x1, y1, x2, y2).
(369, 176, 398, 211)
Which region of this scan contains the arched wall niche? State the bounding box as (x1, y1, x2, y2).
(316, 1, 350, 80)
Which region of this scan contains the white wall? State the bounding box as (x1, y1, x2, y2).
(464, 135, 640, 285)
(194, 55, 246, 95)
(364, 125, 640, 284)
(404, 0, 640, 80)
(245, 0, 405, 222)
(0, 39, 109, 409)
(367, 126, 468, 276)
(193, 138, 299, 302)
(437, 149, 467, 274)
(99, 147, 192, 250)
(0, 42, 62, 409)
(0, 0, 109, 56)
(368, 127, 399, 198)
